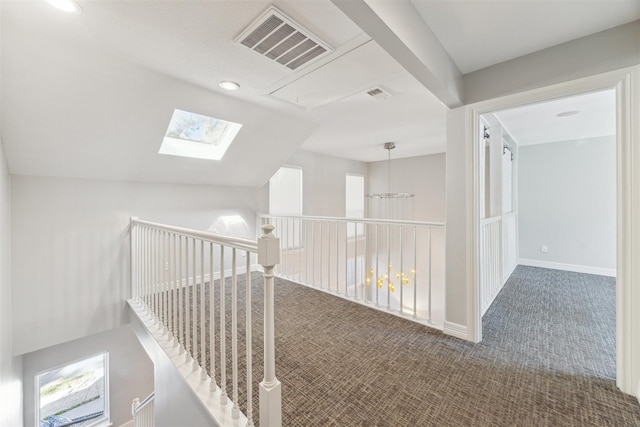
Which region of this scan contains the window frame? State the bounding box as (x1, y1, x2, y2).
(35, 352, 110, 427)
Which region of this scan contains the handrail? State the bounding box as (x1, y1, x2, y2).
(132, 392, 155, 416)
(258, 213, 444, 228)
(132, 218, 258, 253)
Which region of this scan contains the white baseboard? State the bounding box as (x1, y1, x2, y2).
(443, 321, 467, 340)
(118, 421, 134, 427)
(637, 380, 640, 405)
(518, 259, 616, 277)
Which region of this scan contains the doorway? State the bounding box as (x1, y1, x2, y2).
(465, 67, 640, 395)
(477, 89, 617, 380)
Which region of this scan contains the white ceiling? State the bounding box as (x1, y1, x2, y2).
(411, 0, 640, 74)
(494, 90, 616, 146)
(1, 0, 637, 187)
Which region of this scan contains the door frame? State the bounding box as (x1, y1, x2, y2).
(465, 66, 640, 395)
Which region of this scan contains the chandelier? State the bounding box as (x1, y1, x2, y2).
(366, 143, 414, 220)
(365, 143, 415, 295)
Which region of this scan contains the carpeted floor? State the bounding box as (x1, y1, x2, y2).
(180, 265, 640, 426)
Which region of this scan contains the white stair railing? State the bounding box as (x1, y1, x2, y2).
(480, 215, 503, 315)
(480, 212, 518, 315)
(132, 392, 154, 427)
(258, 214, 445, 327)
(130, 218, 281, 427)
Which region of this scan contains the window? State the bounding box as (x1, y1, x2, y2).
(269, 166, 303, 215)
(346, 174, 364, 237)
(159, 109, 242, 160)
(36, 353, 109, 427)
(269, 166, 302, 248)
(345, 174, 364, 219)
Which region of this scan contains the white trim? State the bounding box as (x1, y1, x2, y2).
(518, 259, 616, 277)
(466, 65, 639, 396)
(443, 321, 468, 340)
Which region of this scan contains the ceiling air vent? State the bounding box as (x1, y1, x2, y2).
(235, 7, 333, 71)
(366, 87, 392, 100)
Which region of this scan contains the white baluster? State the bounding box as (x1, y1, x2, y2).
(192, 237, 198, 370)
(363, 220, 367, 303)
(154, 229, 159, 324)
(200, 239, 206, 380)
(413, 226, 417, 319)
(245, 251, 254, 427)
(387, 224, 391, 311)
(375, 224, 379, 306)
(232, 248, 239, 418)
(179, 235, 184, 351)
(131, 219, 137, 299)
(185, 237, 191, 363)
(351, 222, 356, 299)
(220, 247, 227, 405)
(399, 226, 403, 313)
(326, 221, 331, 291)
(164, 231, 168, 333)
(210, 242, 217, 392)
(299, 218, 303, 283)
(428, 227, 432, 320)
(319, 221, 324, 287)
(344, 222, 348, 296)
(335, 222, 338, 292)
(172, 233, 178, 346)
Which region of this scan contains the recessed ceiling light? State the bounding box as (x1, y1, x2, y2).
(556, 110, 580, 118)
(219, 81, 240, 91)
(46, 0, 82, 13)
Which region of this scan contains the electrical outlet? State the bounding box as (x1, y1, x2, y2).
(541, 245, 548, 253)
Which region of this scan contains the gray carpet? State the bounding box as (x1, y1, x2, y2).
(172, 265, 640, 426)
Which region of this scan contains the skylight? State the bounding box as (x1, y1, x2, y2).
(159, 109, 242, 160)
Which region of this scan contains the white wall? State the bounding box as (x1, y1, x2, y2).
(0, 137, 23, 426)
(22, 325, 153, 427)
(265, 150, 367, 217)
(518, 136, 616, 274)
(11, 175, 261, 355)
(367, 153, 446, 222)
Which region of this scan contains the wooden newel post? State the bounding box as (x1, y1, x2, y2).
(258, 224, 282, 427)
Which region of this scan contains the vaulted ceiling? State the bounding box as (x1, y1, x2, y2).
(2, 0, 638, 187)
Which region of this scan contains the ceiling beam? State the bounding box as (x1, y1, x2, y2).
(332, 0, 463, 108)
